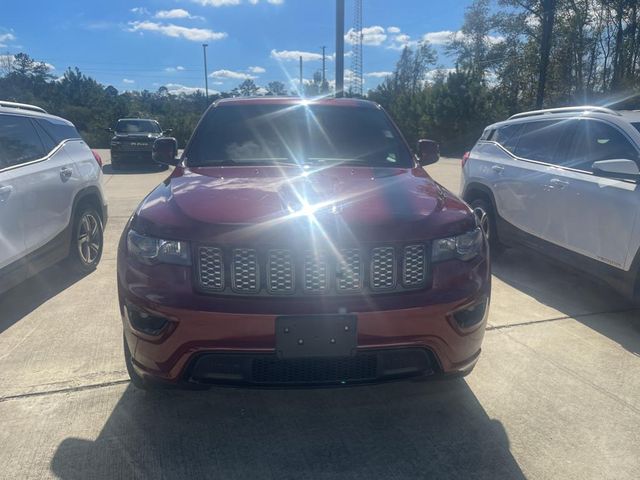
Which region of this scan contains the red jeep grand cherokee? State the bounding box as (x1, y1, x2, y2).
(117, 97, 490, 389)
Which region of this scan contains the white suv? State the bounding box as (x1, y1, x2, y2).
(0, 101, 108, 293)
(462, 106, 640, 301)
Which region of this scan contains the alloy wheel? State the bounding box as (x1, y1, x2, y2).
(77, 213, 101, 265)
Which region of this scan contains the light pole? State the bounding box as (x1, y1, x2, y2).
(335, 0, 345, 97)
(202, 43, 209, 103)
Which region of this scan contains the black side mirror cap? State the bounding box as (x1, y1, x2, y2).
(417, 139, 440, 166)
(152, 137, 179, 166)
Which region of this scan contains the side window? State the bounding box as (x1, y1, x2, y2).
(35, 118, 81, 143)
(0, 114, 46, 169)
(513, 120, 567, 162)
(567, 120, 639, 171)
(32, 119, 57, 152)
(493, 123, 523, 153)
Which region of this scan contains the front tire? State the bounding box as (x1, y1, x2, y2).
(470, 198, 502, 252)
(67, 205, 103, 274)
(124, 334, 154, 390)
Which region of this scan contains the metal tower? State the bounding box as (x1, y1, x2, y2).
(349, 0, 363, 96)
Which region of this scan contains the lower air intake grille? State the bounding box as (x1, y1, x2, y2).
(252, 355, 378, 384)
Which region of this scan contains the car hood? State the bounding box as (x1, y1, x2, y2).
(133, 165, 475, 244)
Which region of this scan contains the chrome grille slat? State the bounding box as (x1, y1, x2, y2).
(267, 249, 294, 294)
(371, 247, 395, 290)
(403, 244, 426, 287)
(232, 248, 259, 292)
(198, 247, 224, 291)
(336, 249, 362, 292)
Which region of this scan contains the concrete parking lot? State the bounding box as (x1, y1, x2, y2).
(1, 151, 639, 479)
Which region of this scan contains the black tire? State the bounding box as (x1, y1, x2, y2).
(124, 334, 154, 390)
(67, 205, 103, 274)
(470, 198, 503, 252)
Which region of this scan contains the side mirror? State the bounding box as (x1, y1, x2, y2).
(152, 137, 179, 166)
(592, 159, 640, 181)
(417, 139, 440, 166)
(105, 127, 114, 134)
(163, 128, 173, 135)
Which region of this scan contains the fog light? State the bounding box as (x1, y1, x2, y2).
(452, 297, 488, 329)
(126, 305, 169, 336)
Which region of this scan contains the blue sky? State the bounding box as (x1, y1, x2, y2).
(0, 0, 474, 94)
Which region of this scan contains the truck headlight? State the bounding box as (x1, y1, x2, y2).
(432, 227, 483, 262)
(127, 230, 191, 266)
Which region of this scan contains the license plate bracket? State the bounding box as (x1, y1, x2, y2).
(275, 315, 357, 359)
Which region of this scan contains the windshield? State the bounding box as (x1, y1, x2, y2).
(115, 119, 161, 134)
(185, 104, 413, 168)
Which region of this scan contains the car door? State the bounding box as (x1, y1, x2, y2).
(0, 114, 47, 269)
(546, 118, 640, 271)
(491, 120, 568, 241)
(21, 118, 82, 253)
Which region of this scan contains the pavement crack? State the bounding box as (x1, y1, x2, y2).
(0, 378, 130, 403)
(486, 307, 640, 331)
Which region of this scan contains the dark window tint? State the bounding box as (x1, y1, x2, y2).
(567, 120, 639, 171)
(514, 120, 566, 162)
(115, 119, 161, 134)
(493, 123, 523, 153)
(632, 123, 640, 134)
(0, 114, 46, 169)
(36, 118, 81, 143)
(480, 128, 494, 141)
(186, 105, 413, 168)
(33, 120, 56, 152)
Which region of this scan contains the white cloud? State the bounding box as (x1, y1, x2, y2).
(164, 66, 186, 72)
(345, 25, 387, 46)
(0, 32, 16, 47)
(210, 69, 257, 80)
(128, 21, 227, 42)
(155, 9, 202, 20)
(423, 30, 503, 46)
(192, 0, 241, 5)
(249, 0, 284, 3)
(387, 26, 401, 34)
(423, 30, 457, 45)
(123, 78, 135, 84)
(365, 71, 391, 78)
(271, 49, 323, 62)
(44, 62, 55, 71)
(248, 66, 266, 74)
(164, 83, 219, 95)
(131, 7, 149, 14)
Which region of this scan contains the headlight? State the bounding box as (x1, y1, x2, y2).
(432, 227, 483, 262)
(126, 230, 191, 266)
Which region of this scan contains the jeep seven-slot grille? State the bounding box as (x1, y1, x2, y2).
(196, 245, 429, 295)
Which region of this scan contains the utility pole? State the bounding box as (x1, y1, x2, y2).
(335, 0, 345, 97)
(299, 55, 303, 93)
(321, 46, 326, 86)
(202, 43, 209, 103)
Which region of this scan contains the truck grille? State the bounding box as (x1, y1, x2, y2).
(196, 244, 429, 295)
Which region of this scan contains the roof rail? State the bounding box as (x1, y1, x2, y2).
(508, 106, 621, 120)
(0, 101, 48, 114)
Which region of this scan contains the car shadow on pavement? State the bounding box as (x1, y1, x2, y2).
(102, 164, 168, 175)
(50, 379, 525, 480)
(0, 263, 88, 335)
(492, 246, 640, 356)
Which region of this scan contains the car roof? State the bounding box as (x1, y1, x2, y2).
(214, 96, 379, 109)
(486, 108, 640, 130)
(0, 103, 74, 126)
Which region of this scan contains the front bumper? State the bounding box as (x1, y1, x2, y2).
(111, 148, 153, 163)
(118, 251, 490, 386)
